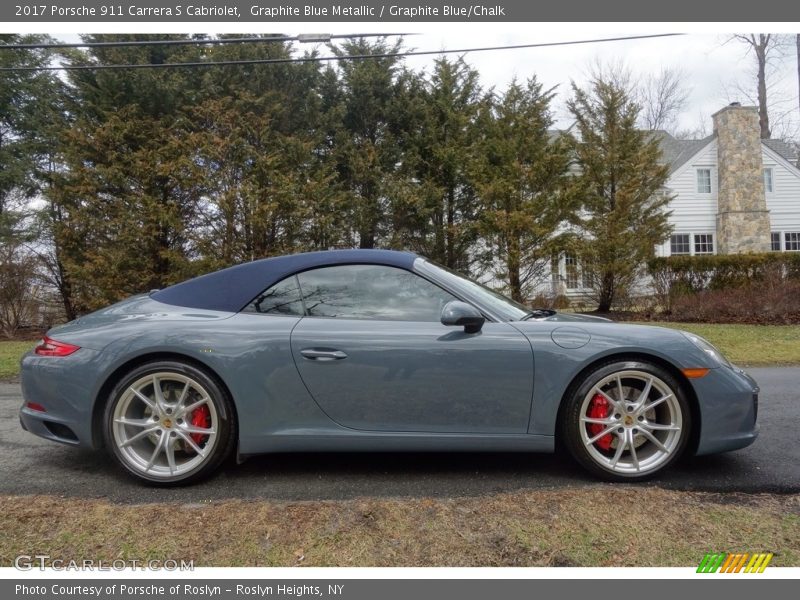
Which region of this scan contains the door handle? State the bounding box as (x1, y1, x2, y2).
(300, 348, 348, 361)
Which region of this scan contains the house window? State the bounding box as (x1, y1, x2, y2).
(771, 232, 782, 252)
(670, 234, 691, 255)
(785, 232, 800, 252)
(694, 234, 714, 255)
(696, 169, 712, 194)
(763, 168, 774, 193)
(564, 254, 580, 289)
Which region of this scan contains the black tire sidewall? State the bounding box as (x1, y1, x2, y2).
(103, 360, 236, 486)
(562, 360, 691, 482)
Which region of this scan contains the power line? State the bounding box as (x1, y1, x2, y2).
(0, 33, 412, 51)
(0, 33, 684, 72)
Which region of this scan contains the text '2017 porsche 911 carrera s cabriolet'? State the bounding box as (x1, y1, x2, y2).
(19, 249, 759, 485)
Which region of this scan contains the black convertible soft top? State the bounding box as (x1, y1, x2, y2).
(151, 249, 419, 313)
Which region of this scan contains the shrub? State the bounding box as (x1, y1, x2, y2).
(647, 254, 800, 324)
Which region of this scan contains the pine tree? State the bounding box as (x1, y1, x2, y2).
(567, 76, 672, 312)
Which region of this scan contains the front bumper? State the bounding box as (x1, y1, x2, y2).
(18, 348, 102, 449)
(692, 364, 759, 455)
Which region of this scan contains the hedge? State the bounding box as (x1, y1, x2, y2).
(648, 253, 800, 290)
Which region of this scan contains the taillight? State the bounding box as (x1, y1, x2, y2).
(34, 336, 80, 357)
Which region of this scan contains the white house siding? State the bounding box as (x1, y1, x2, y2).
(657, 140, 720, 256)
(762, 145, 800, 239)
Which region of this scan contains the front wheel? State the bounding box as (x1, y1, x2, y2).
(561, 360, 691, 481)
(103, 361, 236, 485)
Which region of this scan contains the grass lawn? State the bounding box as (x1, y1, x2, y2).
(0, 340, 35, 380)
(650, 323, 800, 366)
(0, 488, 797, 567)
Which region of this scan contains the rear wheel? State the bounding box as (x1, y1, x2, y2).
(561, 360, 690, 481)
(103, 361, 236, 485)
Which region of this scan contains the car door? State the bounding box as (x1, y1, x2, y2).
(288, 264, 534, 434)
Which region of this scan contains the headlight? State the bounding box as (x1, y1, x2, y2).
(681, 332, 732, 368)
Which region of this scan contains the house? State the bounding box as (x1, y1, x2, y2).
(551, 102, 800, 298)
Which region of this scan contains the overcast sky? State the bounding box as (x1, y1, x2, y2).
(50, 27, 800, 139)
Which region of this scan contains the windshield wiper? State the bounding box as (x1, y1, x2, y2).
(520, 309, 556, 321)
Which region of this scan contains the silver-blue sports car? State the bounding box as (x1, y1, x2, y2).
(19, 249, 759, 485)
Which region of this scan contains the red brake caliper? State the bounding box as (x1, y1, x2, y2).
(587, 393, 613, 451)
(189, 405, 211, 446)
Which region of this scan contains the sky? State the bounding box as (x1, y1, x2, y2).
(47, 25, 800, 140)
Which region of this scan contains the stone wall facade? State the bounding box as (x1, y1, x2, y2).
(713, 104, 772, 254)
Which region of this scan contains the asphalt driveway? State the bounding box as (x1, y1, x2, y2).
(1, 367, 797, 503)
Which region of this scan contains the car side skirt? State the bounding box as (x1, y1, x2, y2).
(238, 431, 554, 456)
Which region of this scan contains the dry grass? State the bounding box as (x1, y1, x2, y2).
(1, 488, 798, 567)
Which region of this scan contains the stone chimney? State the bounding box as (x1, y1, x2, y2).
(713, 103, 771, 254)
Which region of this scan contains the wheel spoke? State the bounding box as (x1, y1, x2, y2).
(637, 377, 653, 407)
(180, 396, 209, 416)
(643, 422, 680, 431)
(114, 417, 153, 428)
(581, 415, 615, 425)
(176, 381, 190, 408)
(118, 427, 159, 448)
(152, 375, 167, 410)
(586, 424, 617, 445)
(165, 438, 177, 475)
(180, 425, 216, 436)
(130, 388, 155, 410)
(144, 431, 166, 472)
(629, 431, 640, 471)
(645, 394, 672, 412)
(616, 376, 626, 404)
(592, 387, 620, 410)
(176, 430, 207, 457)
(638, 428, 670, 453)
(609, 433, 627, 468)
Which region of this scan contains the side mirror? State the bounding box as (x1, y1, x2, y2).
(441, 300, 485, 334)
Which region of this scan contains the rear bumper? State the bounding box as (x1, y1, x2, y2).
(19, 348, 101, 449)
(693, 365, 759, 456)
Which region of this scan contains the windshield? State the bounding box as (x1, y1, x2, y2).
(416, 259, 530, 322)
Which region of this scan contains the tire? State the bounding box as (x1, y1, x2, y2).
(561, 359, 691, 482)
(103, 360, 236, 486)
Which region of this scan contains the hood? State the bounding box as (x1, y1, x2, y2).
(541, 311, 613, 323)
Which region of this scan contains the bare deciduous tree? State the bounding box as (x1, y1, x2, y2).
(638, 67, 689, 133)
(0, 245, 39, 338)
(728, 34, 792, 139)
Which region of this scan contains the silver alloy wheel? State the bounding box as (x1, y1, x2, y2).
(578, 369, 683, 475)
(111, 372, 219, 479)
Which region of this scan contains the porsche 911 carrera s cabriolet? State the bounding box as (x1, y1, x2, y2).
(19, 249, 759, 485)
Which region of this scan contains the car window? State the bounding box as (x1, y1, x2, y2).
(243, 275, 305, 316)
(296, 265, 456, 321)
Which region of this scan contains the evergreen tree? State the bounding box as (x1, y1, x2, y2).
(329, 37, 405, 248)
(473, 78, 577, 301)
(51, 35, 204, 311)
(567, 76, 672, 312)
(392, 57, 484, 272)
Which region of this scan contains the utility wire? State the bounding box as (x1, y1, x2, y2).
(0, 33, 684, 72)
(0, 33, 412, 50)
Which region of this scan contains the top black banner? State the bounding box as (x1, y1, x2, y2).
(5, 0, 800, 22)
